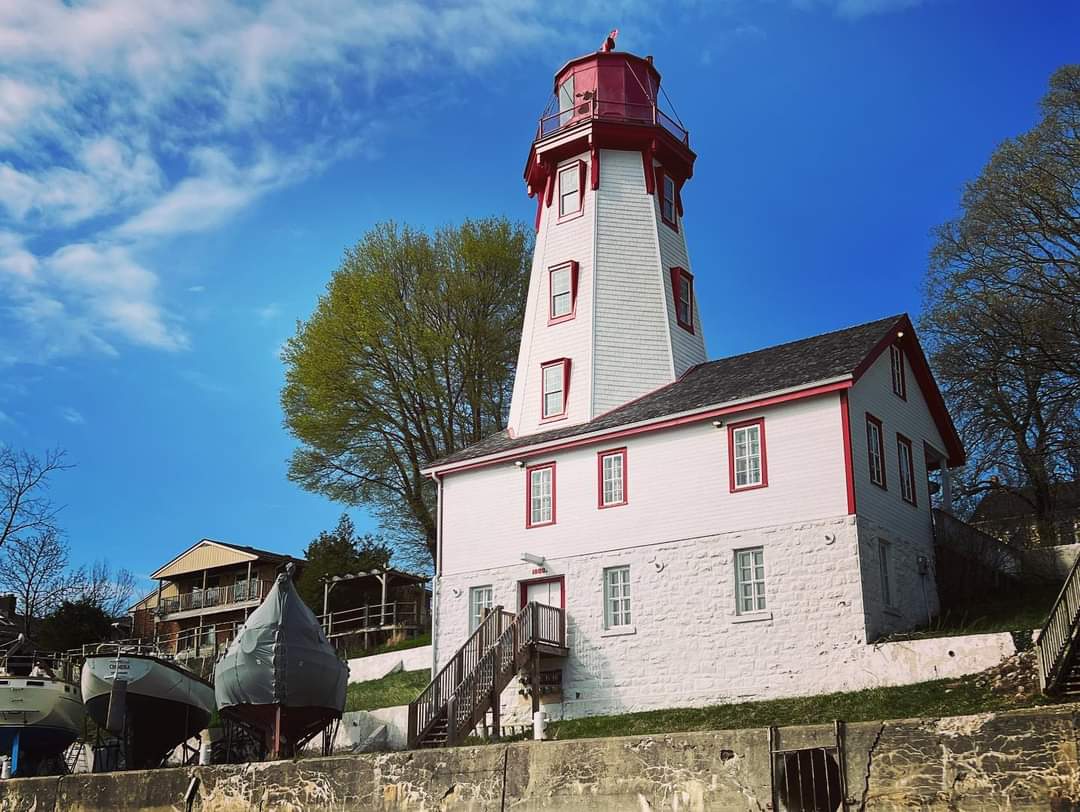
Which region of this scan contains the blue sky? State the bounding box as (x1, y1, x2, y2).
(0, 0, 1075, 593)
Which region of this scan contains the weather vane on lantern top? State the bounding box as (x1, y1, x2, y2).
(600, 29, 619, 52)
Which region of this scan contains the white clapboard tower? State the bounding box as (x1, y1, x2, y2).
(507, 43, 706, 439)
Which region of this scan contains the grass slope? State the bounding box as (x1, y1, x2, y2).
(345, 668, 430, 712)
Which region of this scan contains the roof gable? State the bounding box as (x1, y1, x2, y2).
(150, 539, 261, 580)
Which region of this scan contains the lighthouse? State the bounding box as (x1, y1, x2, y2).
(506, 40, 706, 439)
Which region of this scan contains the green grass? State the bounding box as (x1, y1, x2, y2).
(342, 632, 431, 661)
(885, 585, 1060, 642)
(345, 668, 431, 712)
(545, 672, 1059, 741)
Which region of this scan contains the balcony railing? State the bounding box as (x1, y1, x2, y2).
(159, 579, 271, 616)
(537, 97, 689, 145)
(319, 601, 424, 638)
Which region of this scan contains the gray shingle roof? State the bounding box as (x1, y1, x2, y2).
(429, 314, 905, 468)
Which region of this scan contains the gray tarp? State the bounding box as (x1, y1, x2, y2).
(214, 569, 347, 711)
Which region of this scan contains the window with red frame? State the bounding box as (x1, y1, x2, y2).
(597, 448, 627, 508)
(526, 462, 555, 528)
(658, 169, 677, 230)
(548, 261, 578, 323)
(670, 267, 694, 332)
(541, 359, 570, 420)
(897, 433, 916, 505)
(890, 344, 907, 399)
(557, 161, 586, 219)
(729, 418, 767, 491)
(866, 414, 887, 489)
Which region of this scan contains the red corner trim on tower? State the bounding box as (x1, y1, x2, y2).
(590, 145, 600, 190)
(578, 159, 588, 209)
(534, 195, 543, 232)
(544, 167, 555, 209)
(642, 149, 655, 195)
(839, 390, 856, 515)
(675, 179, 684, 217)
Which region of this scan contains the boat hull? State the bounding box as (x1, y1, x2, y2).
(0, 677, 84, 776)
(81, 653, 214, 769)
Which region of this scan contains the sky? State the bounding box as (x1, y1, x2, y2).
(0, 0, 1076, 594)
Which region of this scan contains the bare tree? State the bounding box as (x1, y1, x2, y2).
(73, 560, 137, 618)
(0, 530, 78, 632)
(0, 447, 70, 551)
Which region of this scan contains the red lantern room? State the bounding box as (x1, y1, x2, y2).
(525, 36, 696, 217)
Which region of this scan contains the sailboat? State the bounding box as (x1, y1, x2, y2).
(80, 643, 215, 769)
(0, 637, 85, 777)
(215, 565, 347, 758)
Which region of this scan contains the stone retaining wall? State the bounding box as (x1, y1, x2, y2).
(2, 704, 1078, 810)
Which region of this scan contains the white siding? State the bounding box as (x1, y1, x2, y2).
(653, 162, 707, 377)
(508, 152, 595, 437)
(441, 393, 849, 577)
(848, 347, 945, 638)
(591, 149, 679, 414)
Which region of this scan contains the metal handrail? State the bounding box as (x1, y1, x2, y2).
(1036, 551, 1080, 691)
(160, 579, 271, 615)
(536, 96, 689, 144)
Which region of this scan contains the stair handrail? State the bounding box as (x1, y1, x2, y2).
(1036, 550, 1080, 691)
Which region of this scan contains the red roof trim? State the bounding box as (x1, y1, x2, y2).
(839, 391, 856, 515)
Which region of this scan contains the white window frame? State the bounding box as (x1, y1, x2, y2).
(598, 448, 627, 508)
(558, 162, 582, 218)
(469, 585, 494, 632)
(549, 263, 575, 321)
(730, 419, 766, 491)
(558, 76, 574, 127)
(541, 359, 568, 420)
(603, 565, 632, 628)
(526, 463, 555, 528)
(878, 540, 893, 608)
(734, 547, 767, 615)
(866, 414, 886, 488)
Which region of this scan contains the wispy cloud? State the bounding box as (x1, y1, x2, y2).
(60, 407, 85, 425)
(791, 0, 928, 18)
(255, 304, 281, 322)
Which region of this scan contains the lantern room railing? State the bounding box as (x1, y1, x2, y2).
(537, 96, 689, 145)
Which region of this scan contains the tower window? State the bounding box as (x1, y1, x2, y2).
(890, 344, 907, 400)
(558, 76, 574, 128)
(660, 171, 678, 230)
(526, 462, 556, 528)
(548, 261, 578, 323)
(866, 413, 887, 489)
(897, 433, 917, 506)
(541, 358, 571, 420)
(598, 448, 628, 508)
(670, 267, 694, 333)
(558, 161, 585, 219)
(729, 418, 767, 491)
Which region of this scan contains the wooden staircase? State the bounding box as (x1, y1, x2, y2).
(1036, 553, 1080, 695)
(408, 601, 567, 749)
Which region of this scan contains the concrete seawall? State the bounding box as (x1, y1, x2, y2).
(2, 704, 1078, 810)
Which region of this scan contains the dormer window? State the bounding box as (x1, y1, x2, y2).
(889, 344, 906, 400)
(541, 358, 571, 420)
(558, 161, 586, 220)
(670, 267, 694, 333)
(548, 261, 578, 324)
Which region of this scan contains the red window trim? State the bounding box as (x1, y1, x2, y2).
(896, 432, 917, 506)
(524, 461, 556, 529)
(890, 344, 907, 400)
(597, 447, 628, 509)
(556, 159, 587, 223)
(728, 417, 768, 492)
(518, 574, 566, 611)
(669, 267, 694, 333)
(866, 413, 887, 490)
(656, 167, 679, 232)
(547, 261, 579, 325)
(540, 358, 571, 422)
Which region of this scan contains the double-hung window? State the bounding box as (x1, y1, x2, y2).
(541, 359, 570, 420)
(866, 414, 886, 489)
(526, 462, 555, 528)
(878, 540, 893, 608)
(735, 547, 766, 614)
(729, 418, 767, 491)
(890, 344, 907, 399)
(598, 448, 627, 508)
(670, 267, 694, 333)
(469, 585, 493, 632)
(548, 261, 577, 323)
(658, 170, 678, 230)
(897, 433, 917, 506)
(603, 565, 631, 628)
(558, 161, 584, 219)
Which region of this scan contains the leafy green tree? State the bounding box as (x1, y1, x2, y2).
(922, 65, 1080, 536)
(36, 600, 112, 652)
(296, 513, 392, 612)
(282, 219, 531, 568)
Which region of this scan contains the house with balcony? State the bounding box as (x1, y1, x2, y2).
(130, 539, 303, 659)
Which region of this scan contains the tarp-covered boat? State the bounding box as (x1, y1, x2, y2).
(0, 641, 84, 777)
(81, 645, 215, 769)
(214, 566, 347, 757)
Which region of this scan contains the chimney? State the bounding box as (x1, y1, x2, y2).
(0, 594, 16, 619)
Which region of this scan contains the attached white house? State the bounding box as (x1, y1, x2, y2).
(420, 44, 964, 728)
